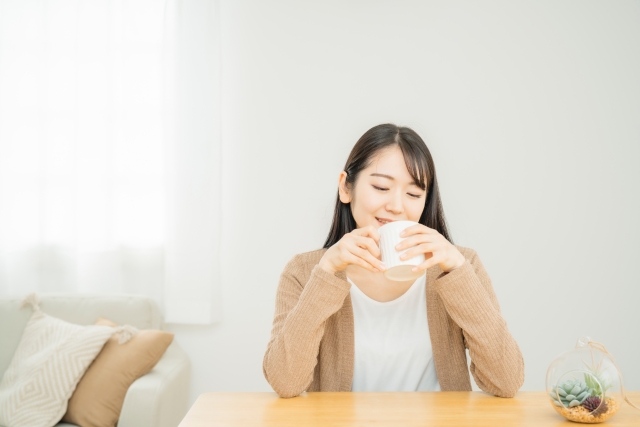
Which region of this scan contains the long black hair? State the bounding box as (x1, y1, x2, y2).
(323, 123, 452, 248)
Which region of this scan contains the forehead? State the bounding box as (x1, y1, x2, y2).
(365, 146, 415, 181)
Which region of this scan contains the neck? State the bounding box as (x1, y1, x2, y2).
(346, 265, 418, 302)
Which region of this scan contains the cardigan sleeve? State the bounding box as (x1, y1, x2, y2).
(432, 248, 525, 397)
(263, 254, 351, 398)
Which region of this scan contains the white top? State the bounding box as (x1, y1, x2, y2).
(348, 274, 441, 392)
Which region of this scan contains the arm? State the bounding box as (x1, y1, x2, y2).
(433, 249, 524, 397)
(263, 255, 351, 398)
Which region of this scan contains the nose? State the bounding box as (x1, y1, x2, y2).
(385, 190, 404, 215)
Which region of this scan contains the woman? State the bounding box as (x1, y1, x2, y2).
(263, 124, 524, 398)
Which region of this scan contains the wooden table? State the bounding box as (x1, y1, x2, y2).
(179, 391, 640, 427)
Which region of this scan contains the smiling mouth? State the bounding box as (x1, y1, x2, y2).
(376, 217, 394, 225)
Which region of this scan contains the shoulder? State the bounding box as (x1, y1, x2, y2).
(454, 245, 485, 270)
(453, 245, 492, 279)
(289, 248, 328, 267)
(454, 245, 478, 261)
(280, 248, 328, 287)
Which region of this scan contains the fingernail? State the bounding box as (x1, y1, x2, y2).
(400, 231, 406, 237)
(379, 263, 386, 271)
(373, 268, 380, 273)
(412, 267, 418, 272)
(399, 254, 406, 260)
(395, 244, 401, 249)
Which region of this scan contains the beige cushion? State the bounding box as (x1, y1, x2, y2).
(0, 294, 164, 377)
(0, 309, 114, 427)
(62, 318, 174, 427)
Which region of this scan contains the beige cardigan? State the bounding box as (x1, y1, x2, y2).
(263, 246, 524, 398)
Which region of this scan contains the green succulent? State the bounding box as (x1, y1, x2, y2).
(583, 357, 612, 398)
(550, 379, 593, 408)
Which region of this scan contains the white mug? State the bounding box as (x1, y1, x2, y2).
(378, 220, 425, 282)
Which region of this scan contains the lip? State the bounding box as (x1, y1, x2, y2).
(376, 217, 395, 225)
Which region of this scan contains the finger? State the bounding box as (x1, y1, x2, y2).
(353, 225, 381, 243)
(345, 251, 382, 273)
(349, 242, 386, 271)
(400, 223, 435, 238)
(354, 235, 381, 259)
(399, 243, 439, 261)
(394, 234, 437, 251)
(412, 255, 441, 272)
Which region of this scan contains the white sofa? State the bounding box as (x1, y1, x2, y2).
(0, 294, 191, 427)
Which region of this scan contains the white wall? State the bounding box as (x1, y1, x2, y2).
(166, 0, 640, 405)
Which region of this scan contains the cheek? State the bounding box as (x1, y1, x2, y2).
(351, 188, 383, 217)
(407, 199, 425, 221)
(358, 188, 386, 212)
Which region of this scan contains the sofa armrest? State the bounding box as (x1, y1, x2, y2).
(118, 341, 191, 427)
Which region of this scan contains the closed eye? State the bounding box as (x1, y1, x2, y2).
(408, 193, 422, 199)
(372, 185, 388, 191)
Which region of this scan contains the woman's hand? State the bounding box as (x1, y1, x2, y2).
(396, 224, 466, 273)
(319, 226, 387, 274)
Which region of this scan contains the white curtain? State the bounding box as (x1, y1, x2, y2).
(0, 0, 221, 324)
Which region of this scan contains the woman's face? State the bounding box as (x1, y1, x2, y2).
(339, 145, 426, 229)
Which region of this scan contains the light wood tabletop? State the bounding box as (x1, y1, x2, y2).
(178, 391, 640, 427)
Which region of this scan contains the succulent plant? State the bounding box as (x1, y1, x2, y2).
(583, 356, 612, 398)
(582, 396, 608, 416)
(550, 379, 593, 408)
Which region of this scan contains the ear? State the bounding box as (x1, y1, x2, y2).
(338, 171, 351, 203)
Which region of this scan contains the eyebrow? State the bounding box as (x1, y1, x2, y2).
(370, 173, 421, 188)
(370, 173, 394, 180)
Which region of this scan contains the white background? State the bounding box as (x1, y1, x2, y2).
(165, 0, 640, 405)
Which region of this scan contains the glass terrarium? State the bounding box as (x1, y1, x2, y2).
(546, 337, 623, 423)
